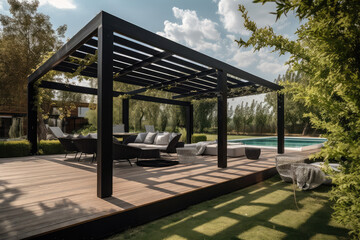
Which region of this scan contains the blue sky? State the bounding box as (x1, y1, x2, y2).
(0, 0, 300, 105)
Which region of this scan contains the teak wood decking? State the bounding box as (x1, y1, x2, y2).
(0, 149, 317, 239)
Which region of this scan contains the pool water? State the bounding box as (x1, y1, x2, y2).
(229, 137, 326, 148)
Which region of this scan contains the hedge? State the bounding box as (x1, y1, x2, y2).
(0, 140, 31, 158)
(191, 134, 207, 143)
(38, 140, 65, 155)
(0, 140, 66, 158)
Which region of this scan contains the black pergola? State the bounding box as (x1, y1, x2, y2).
(27, 11, 284, 198)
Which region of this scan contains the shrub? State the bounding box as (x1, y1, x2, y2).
(38, 140, 65, 155)
(178, 128, 187, 142)
(191, 134, 207, 143)
(0, 140, 31, 157)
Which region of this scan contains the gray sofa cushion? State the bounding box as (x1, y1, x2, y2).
(135, 132, 148, 143)
(154, 132, 170, 145)
(128, 143, 147, 148)
(144, 132, 157, 144)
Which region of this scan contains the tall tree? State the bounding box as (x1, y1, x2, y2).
(254, 102, 270, 134)
(265, 70, 313, 135)
(193, 100, 216, 133)
(237, 1, 360, 237)
(0, 0, 66, 107)
(0, 0, 66, 138)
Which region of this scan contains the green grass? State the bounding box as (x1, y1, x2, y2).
(108, 176, 349, 240)
(203, 134, 262, 141)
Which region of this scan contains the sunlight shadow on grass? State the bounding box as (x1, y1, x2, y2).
(237, 225, 286, 240)
(193, 216, 238, 236)
(231, 205, 269, 217)
(252, 190, 292, 204)
(213, 196, 244, 209)
(163, 234, 188, 240)
(161, 210, 207, 230)
(269, 197, 324, 228)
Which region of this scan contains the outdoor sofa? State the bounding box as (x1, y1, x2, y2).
(127, 132, 183, 153)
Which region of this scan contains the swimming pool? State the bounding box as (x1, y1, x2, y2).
(229, 137, 327, 149)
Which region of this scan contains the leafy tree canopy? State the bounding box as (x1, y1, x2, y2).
(0, 0, 66, 108)
(237, 0, 360, 237)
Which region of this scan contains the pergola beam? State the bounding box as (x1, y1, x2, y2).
(28, 12, 102, 84)
(277, 93, 285, 154)
(125, 68, 216, 96)
(96, 22, 114, 198)
(38, 81, 191, 106)
(217, 70, 227, 168)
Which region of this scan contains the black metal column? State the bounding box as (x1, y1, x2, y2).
(122, 98, 129, 132)
(185, 104, 193, 144)
(277, 93, 285, 154)
(97, 23, 114, 198)
(27, 82, 37, 154)
(217, 70, 227, 168)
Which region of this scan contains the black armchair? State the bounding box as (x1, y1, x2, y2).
(113, 142, 141, 166)
(58, 137, 79, 159)
(73, 138, 97, 163)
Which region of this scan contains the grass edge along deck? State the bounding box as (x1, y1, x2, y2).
(26, 167, 277, 240)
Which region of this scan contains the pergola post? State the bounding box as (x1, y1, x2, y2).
(277, 93, 285, 154)
(97, 23, 114, 198)
(27, 82, 37, 155)
(217, 70, 227, 168)
(185, 104, 193, 143)
(122, 98, 129, 132)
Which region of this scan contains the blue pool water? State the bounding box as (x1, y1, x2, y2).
(229, 137, 327, 148)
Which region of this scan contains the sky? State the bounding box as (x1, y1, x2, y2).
(0, 0, 300, 107)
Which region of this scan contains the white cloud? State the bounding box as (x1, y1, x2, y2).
(256, 60, 287, 74)
(0, 1, 3, 11)
(231, 49, 256, 67)
(39, 0, 76, 9)
(217, 0, 279, 35)
(157, 7, 221, 52)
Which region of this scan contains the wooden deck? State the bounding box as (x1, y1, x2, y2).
(0, 149, 318, 239)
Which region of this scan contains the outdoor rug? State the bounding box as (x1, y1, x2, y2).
(136, 160, 179, 167)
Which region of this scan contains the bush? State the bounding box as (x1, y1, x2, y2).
(0, 140, 31, 157)
(330, 162, 360, 238)
(38, 140, 65, 155)
(191, 134, 207, 143)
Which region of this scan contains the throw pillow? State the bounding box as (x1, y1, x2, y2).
(135, 132, 148, 143)
(144, 132, 157, 144)
(169, 132, 179, 142)
(154, 133, 170, 145)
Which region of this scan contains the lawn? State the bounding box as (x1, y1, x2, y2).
(108, 176, 349, 240)
(203, 134, 263, 141)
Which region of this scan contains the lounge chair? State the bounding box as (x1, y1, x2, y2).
(145, 125, 155, 132)
(49, 126, 66, 138)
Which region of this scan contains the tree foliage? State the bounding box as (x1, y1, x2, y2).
(265, 70, 313, 135)
(237, 0, 360, 237)
(0, 0, 66, 107)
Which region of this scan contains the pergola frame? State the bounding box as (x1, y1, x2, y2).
(28, 11, 284, 198)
